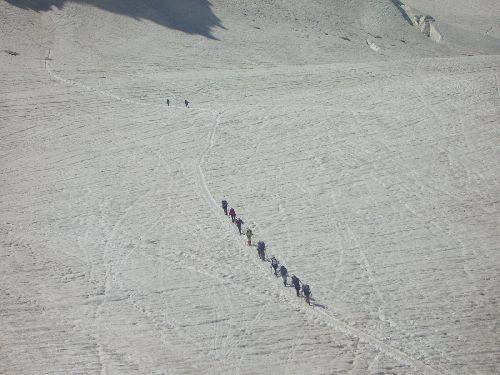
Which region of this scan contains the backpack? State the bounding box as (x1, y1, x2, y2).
(271, 258, 278, 267)
(222, 200, 227, 207)
(303, 284, 310, 295)
(280, 266, 287, 276)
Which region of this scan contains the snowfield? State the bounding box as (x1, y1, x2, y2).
(1, 1, 499, 374)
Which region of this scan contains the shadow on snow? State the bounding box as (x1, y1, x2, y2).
(389, 0, 414, 26)
(5, 0, 225, 40)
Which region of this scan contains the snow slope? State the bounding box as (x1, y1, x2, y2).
(404, 0, 500, 54)
(1, 1, 499, 374)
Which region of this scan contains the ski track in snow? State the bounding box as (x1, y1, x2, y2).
(2, 2, 500, 374)
(42, 45, 446, 374)
(190, 71, 443, 373)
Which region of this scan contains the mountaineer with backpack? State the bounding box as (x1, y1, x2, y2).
(270, 256, 279, 276)
(291, 275, 301, 297)
(246, 228, 253, 245)
(235, 217, 243, 235)
(302, 284, 311, 305)
(257, 241, 266, 261)
(280, 265, 288, 286)
(229, 207, 236, 223)
(221, 200, 228, 215)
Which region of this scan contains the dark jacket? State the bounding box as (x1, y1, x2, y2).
(302, 284, 311, 295)
(280, 266, 288, 276)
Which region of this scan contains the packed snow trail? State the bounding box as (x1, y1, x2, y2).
(43, 34, 500, 374)
(184, 61, 445, 375)
(12, 43, 500, 374)
(45, 42, 444, 373)
(2, 1, 500, 374)
(195, 56, 500, 374)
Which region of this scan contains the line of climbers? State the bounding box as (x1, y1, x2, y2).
(221, 199, 312, 305)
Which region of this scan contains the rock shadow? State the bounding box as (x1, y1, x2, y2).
(5, 0, 225, 40)
(389, 0, 414, 26)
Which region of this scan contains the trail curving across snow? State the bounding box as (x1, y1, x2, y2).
(2, 3, 493, 370)
(189, 81, 444, 375)
(44, 42, 445, 373)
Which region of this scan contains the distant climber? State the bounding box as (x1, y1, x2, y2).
(257, 241, 266, 261)
(184, 99, 189, 108)
(229, 207, 236, 223)
(221, 200, 228, 215)
(167, 99, 170, 106)
(280, 265, 288, 286)
(270, 256, 279, 276)
(235, 217, 244, 235)
(302, 284, 311, 305)
(246, 228, 253, 245)
(291, 275, 301, 297)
